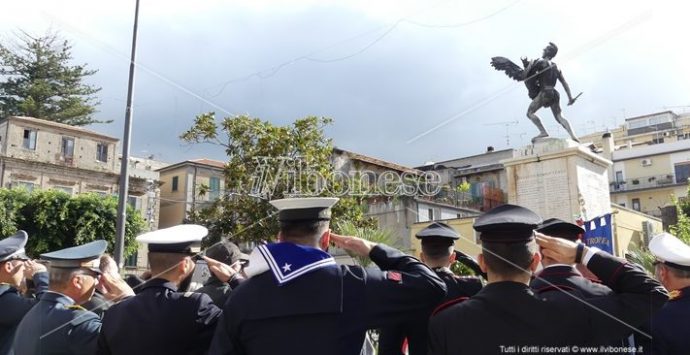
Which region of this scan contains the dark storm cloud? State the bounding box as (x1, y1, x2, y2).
(2, 1, 689, 167)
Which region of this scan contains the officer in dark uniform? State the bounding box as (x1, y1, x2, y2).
(645, 232, 690, 354)
(208, 197, 446, 355)
(196, 240, 245, 306)
(97, 224, 223, 355)
(13, 240, 122, 355)
(0, 231, 49, 355)
(530, 218, 612, 297)
(530, 218, 632, 354)
(428, 204, 668, 354)
(378, 222, 482, 355)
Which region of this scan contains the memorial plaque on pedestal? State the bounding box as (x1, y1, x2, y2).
(503, 138, 611, 222)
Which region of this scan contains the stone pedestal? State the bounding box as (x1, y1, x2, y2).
(502, 138, 612, 222)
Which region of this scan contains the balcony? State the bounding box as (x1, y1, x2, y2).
(610, 173, 684, 192)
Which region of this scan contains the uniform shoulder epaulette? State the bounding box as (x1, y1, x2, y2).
(431, 296, 468, 316)
(183, 291, 194, 298)
(669, 289, 683, 301)
(67, 304, 87, 311)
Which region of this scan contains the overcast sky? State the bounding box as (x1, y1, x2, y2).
(2, 0, 689, 167)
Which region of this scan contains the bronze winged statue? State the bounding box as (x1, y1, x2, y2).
(491, 42, 582, 143)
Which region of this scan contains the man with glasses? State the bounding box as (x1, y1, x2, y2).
(645, 232, 690, 354)
(13, 240, 134, 355)
(0, 231, 48, 355)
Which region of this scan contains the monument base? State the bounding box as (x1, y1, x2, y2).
(502, 138, 612, 222)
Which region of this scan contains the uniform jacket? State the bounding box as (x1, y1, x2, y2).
(647, 285, 690, 355)
(378, 267, 482, 355)
(96, 278, 222, 355)
(530, 264, 612, 298)
(81, 290, 110, 319)
(429, 252, 668, 354)
(196, 275, 243, 307)
(208, 244, 446, 355)
(530, 264, 632, 354)
(13, 291, 101, 355)
(0, 272, 49, 355)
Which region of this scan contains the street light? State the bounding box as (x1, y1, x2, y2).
(114, 0, 141, 268)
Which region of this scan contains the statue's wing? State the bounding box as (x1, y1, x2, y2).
(490, 56, 523, 81)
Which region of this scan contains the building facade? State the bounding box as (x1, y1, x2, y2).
(415, 147, 514, 212)
(157, 159, 225, 228)
(332, 148, 478, 252)
(0, 116, 160, 271)
(578, 111, 690, 223)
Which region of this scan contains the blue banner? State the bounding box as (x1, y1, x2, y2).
(583, 214, 614, 255)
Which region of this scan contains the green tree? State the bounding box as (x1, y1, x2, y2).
(0, 188, 145, 257)
(181, 113, 376, 246)
(334, 221, 393, 267)
(671, 186, 690, 245)
(0, 31, 105, 126)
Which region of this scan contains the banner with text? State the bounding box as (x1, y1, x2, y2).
(583, 214, 614, 255)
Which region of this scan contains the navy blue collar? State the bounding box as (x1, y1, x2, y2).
(538, 265, 579, 276)
(247, 242, 337, 286)
(140, 278, 178, 292)
(42, 291, 75, 306)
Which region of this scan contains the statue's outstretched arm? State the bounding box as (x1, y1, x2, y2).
(558, 69, 575, 103)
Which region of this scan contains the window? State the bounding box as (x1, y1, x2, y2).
(651, 138, 664, 144)
(627, 119, 647, 130)
(675, 163, 690, 184)
(209, 177, 221, 200)
(62, 137, 74, 159)
(53, 186, 73, 195)
(127, 196, 139, 210)
(124, 251, 138, 268)
(615, 171, 623, 182)
(427, 208, 434, 221)
(96, 143, 108, 162)
(172, 176, 179, 192)
(13, 181, 34, 191)
(632, 198, 641, 212)
(22, 129, 37, 150)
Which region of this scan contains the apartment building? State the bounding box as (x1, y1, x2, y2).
(0, 116, 161, 270)
(333, 148, 478, 251)
(579, 111, 690, 220)
(157, 159, 225, 228)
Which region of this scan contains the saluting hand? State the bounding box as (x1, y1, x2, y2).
(536, 232, 588, 264)
(203, 256, 241, 283)
(23, 260, 47, 278)
(330, 233, 377, 257)
(100, 272, 135, 301)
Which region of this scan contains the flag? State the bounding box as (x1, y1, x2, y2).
(583, 214, 614, 255)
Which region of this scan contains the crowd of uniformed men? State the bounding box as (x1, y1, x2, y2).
(0, 197, 688, 354)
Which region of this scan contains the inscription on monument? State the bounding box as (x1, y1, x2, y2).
(514, 160, 571, 220)
(576, 160, 611, 220)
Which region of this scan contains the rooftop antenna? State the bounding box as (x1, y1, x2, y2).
(662, 105, 690, 114)
(483, 120, 519, 147)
